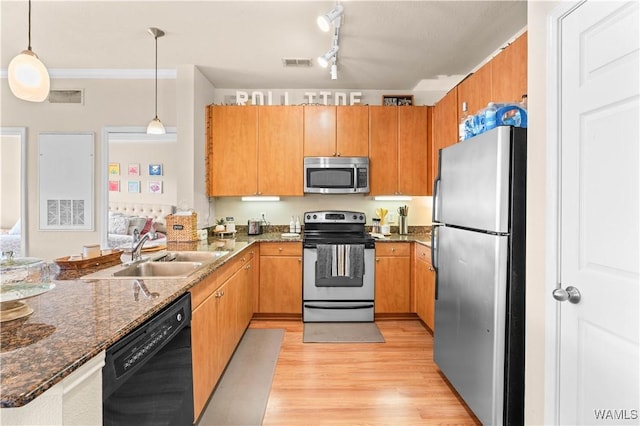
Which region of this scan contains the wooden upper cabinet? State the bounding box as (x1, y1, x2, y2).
(258, 106, 303, 196)
(369, 106, 398, 195)
(207, 105, 258, 196)
(336, 105, 369, 157)
(431, 87, 458, 187)
(457, 60, 492, 116)
(398, 106, 429, 196)
(304, 105, 336, 156)
(304, 105, 369, 157)
(491, 32, 528, 103)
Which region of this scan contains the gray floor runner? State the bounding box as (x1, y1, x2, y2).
(303, 322, 385, 343)
(196, 328, 284, 426)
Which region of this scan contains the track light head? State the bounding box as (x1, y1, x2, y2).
(317, 45, 339, 68)
(330, 63, 338, 80)
(317, 4, 344, 32)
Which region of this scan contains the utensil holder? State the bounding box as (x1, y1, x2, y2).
(399, 216, 408, 235)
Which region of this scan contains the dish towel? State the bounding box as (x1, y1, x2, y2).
(316, 244, 333, 279)
(348, 244, 365, 279)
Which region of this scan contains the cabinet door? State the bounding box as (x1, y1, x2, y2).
(336, 105, 369, 157)
(369, 106, 398, 195)
(237, 257, 254, 333)
(398, 106, 429, 195)
(259, 246, 302, 314)
(191, 290, 217, 420)
(207, 105, 258, 196)
(375, 243, 411, 313)
(304, 105, 336, 156)
(458, 61, 492, 116)
(216, 279, 238, 375)
(432, 87, 458, 187)
(491, 32, 527, 103)
(258, 106, 303, 196)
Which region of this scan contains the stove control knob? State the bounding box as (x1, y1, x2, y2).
(359, 215, 364, 221)
(313, 214, 317, 219)
(306, 214, 311, 220)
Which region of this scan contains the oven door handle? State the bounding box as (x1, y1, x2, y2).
(304, 303, 374, 310)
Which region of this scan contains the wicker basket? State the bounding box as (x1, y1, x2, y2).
(166, 212, 198, 242)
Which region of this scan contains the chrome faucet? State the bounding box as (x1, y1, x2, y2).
(131, 229, 151, 262)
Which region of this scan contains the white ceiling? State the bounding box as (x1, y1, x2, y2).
(1, 0, 527, 94)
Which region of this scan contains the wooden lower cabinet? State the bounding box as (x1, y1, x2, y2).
(190, 247, 254, 421)
(374, 242, 411, 313)
(259, 242, 302, 314)
(414, 243, 435, 330)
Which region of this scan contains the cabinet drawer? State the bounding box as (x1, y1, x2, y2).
(190, 272, 218, 310)
(376, 242, 410, 257)
(217, 247, 254, 283)
(415, 243, 432, 265)
(260, 242, 302, 256)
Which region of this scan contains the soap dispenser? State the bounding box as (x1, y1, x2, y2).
(295, 216, 301, 233)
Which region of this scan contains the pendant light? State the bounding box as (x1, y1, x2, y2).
(147, 27, 165, 135)
(8, 0, 50, 102)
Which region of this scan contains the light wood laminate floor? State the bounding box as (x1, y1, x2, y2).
(249, 320, 481, 425)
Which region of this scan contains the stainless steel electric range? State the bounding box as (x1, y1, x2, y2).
(302, 210, 376, 322)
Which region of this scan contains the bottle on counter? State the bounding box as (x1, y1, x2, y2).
(295, 216, 301, 233)
(459, 102, 471, 141)
(290, 216, 295, 233)
(484, 102, 497, 131)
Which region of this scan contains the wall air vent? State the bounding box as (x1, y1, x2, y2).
(48, 89, 84, 104)
(282, 58, 312, 67)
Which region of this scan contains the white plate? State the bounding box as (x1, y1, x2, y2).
(281, 233, 300, 238)
(0, 282, 56, 303)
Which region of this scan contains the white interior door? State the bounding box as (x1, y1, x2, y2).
(556, 1, 639, 424)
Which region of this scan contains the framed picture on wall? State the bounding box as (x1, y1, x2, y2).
(382, 94, 414, 106)
(108, 163, 120, 176)
(127, 180, 140, 193)
(128, 163, 140, 176)
(148, 180, 163, 194)
(108, 180, 120, 192)
(149, 164, 163, 176)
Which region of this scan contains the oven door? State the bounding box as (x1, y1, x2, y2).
(303, 247, 375, 301)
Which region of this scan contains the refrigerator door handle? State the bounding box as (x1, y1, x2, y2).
(432, 150, 442, 223)
(431, 224, 441, 300)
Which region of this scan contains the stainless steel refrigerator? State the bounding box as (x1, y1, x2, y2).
(431, 126, 526, 425)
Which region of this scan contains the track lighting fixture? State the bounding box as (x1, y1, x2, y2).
(317, 45, 339, 68)
(317, 4, 344, 32)
(147, 27, 166, 135)
(331, 62, 338, 80)
(8, 0, 50, 102)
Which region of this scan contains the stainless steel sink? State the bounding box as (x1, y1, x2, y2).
(152, 251, 229, 262)
(112, 261, 204, 278)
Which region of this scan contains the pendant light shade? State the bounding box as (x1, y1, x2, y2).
(147, 27, 165, 135)
(8, 0, 50, 102)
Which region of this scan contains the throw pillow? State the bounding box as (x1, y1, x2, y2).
(109, 215, 130, 235)
(127, 217, 148, 235)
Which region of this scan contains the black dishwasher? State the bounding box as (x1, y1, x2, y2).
(103, 292, 193, 425)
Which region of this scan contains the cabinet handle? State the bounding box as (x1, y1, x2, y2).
(336, 152, 341, 157)
(249, 250, 254, 255)
(376, 258, 380, 262)
(215, 291, 224, 298)
(278, 247, 283, 251)
(241, 257, 246, 262)
(298, 258, 302, 262)
(391, 247, 396, 252)
(245, 264, 251, 270)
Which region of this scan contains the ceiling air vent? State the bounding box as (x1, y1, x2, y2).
(48, 90, 84, 104)
(282, 57, 312, 67)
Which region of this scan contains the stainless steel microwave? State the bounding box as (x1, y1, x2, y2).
(303, 157, 370, 194)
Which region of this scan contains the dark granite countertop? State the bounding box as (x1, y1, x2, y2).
(0, 231, 430, 408)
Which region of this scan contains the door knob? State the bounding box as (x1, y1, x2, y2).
(552, 286, 581, 304)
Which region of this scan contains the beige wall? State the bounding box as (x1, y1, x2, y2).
(214, 195, 433, 228)
(526, 1, 561, 425)
(1, 77, 177, 259)
(0, 135, 21, 229)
